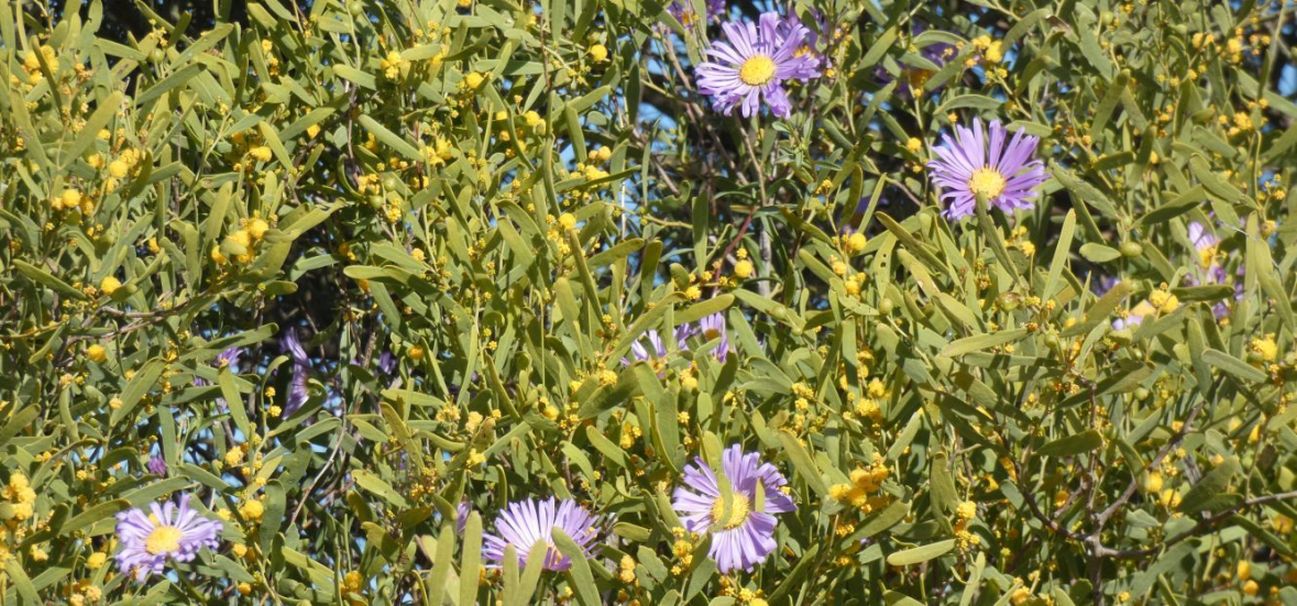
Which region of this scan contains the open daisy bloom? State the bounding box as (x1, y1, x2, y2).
(696, 12, 820, 118)
(482, 497, 602, 571)
(672, 444, 796, 573)
(927, 118, 1047, 220)
(115, 494, 223, 581)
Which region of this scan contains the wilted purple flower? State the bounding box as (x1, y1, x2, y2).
(147, 456, 167, 476)
(877, 24, 955, 97)
(927, 118, 1047, 220)
(114, 494, 222, 581)
(377, 350, 397, 376)
(482, 498, 601, 571)
(193, 346, 244, 391)
(667, 0, 725, 28)
(279, 327, 311, 415)
(215, 346, 242, 372)
(696, 13, 820, 118)
(672, 444, 796, 573)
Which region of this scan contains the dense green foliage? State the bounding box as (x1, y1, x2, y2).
(2, 0, 1297, 603)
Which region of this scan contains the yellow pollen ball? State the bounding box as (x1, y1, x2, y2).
(247, 218, 269, 240)
(100, 276, 122, 295)
(145, 525, 183, 555)
(738, 55, 777, 86)
(86, 344, 107, 363)
(240, 499, 265, 521)
(968, 167, 1007, 200)
(709, 493, 751, 529)
(733, 259, 754, 279)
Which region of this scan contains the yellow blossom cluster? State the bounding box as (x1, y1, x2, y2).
(829, 454, 890, 514)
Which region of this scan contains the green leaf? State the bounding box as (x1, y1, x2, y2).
(110, 359, 166, 426)
(352, 470, 411, 509)
(13, 259, 85, 300)
(886, 539, 955, 566)
(940, 329, 1029, 358)
(460, 512, 483, 606)
(1201, 348, 1266, 383)
(358, 114, 422, 161)
(60, 499, 126, 536)
(777, 431, 827, 496)
(554, 528, 601, 606)
(1079, 243, 1121, 263)
(1037, 430, 1104, 457)
(1179, 459, 1240, 514)
(3, 559, 39, 602)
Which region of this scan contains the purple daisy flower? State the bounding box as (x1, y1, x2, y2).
(482, 497, 602, 571)
(672, 444, 796, 573)
(694, 312, 732, 363)
(114, 494, 222, 581)
(927, 118, 1047, 220)
(696, 12, 820, 118)
(771, 13, 824, 79)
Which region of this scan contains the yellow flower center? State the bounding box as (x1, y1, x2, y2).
(1198, 246, 1217, 269)
(703, 328, 722, 340)
(968, 167, 1007, 200)
(145, 525, 183, 555)
(710, 492, 751, 529)
(739, 55, 777, 86)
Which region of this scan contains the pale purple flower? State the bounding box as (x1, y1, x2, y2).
(482, 497, 602, 571)
(1187, 222, 1228, 284)
(672, 444, 796, 573)
(927, 118, 1047, 220)
(624, 325, 692, 366)
(1186, 221, 1242, 318)
(280, 327, 311, 415)
(456, 500, 473, 535)
(114, 494, 222, 581)
(694, 312, 731, 363)
(696, 13, 820, 118)
(1113, 299, 1158, 331)
(147, 456, 167, 476)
